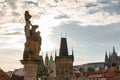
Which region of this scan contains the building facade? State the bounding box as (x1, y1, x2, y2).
(55, 37, 74, 80)
(105, 47, 120, 68)
(45, 52, 56, 80)
(0, 69, 10, 80)
(37, 56, 48, 80)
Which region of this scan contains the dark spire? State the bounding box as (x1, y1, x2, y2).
(50, 55, 53, 61)
(109, 51, 111, 61)
(113, 46, 116, 53)
(59, 37, 68, 56)
(72, 48, 74, 61)
(105, 51, 108, 62)
(109, 52, 111, 58)
(50, 54, 54, 64)
(45, 52, 49, 60)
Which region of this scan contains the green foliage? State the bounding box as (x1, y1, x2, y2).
(79, 67, 84, 72)
(87, 67, 95, 72)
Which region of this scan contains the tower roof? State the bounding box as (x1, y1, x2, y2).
(113, 46, 116, 53)
(45, 53, 49, 60)
(105, 51, 108, 62)
(59, 37, 68, 56)
(37, 56, 48, 76)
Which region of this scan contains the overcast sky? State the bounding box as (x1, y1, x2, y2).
(0, 0, 120, 71)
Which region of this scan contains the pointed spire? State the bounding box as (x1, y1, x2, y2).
(105, 51, 108, 56)
(72, 48, 74, 61)
(45, 52, 49, 60)
(50, 54, 54, 64)
(72, 46, 74, 56)
(72, 48, 74, 56)
(105, 51, 108, 62)
(109, 51, 111, 61)
(59, 37, 68, 56)
(50, 55, 53, 61)
(113, 46, 116, 53)
(109, 51, 111, 58)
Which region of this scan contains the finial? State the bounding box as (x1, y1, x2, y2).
(60, 33, 67, 38)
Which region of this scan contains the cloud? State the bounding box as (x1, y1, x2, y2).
(86, 2, 98, 8)
(6, 0, 17, 9)
(2, 32, 23, 35)
(12, 11, 21, 16)
(0, 23, 24, 35)
(0, 48, 23, 71)
(0, 35, 24, 71)
(24, 0, 38, 6)
(55, 14, 70, 19)
(52, 21, 120, 44)
(100, 1, 120, 15)
(49, 21, 120, 64)
(97, 0, 110, 4)
(86, 0, 120, 15)
(0, 0, 120, 71)
(0, 11, 4, 16)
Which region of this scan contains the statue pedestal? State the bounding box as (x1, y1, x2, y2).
(21, 60, 40, 80)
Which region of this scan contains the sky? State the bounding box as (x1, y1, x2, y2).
(0, 0, 120, 71)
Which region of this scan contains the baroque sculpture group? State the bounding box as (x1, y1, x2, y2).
(21, 11, 42, 80)
(23, 11, 42, 60)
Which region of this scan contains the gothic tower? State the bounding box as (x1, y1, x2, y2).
(111, 46, 118, 63)
(55, 37, 74, 80)
(45, 53, 50, 69)
(105, 51, 109, 62)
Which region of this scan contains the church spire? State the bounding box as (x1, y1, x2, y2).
(109, 51, 112, 61)
(45, 52, 50, 68)
(45, 52, 49, 60)
(113, 46, 116, 53)
(105, 51, 108, 62)
(59, 37, 68, 56)
(50, 55, 53, 61)
(72, 48, 74, 61)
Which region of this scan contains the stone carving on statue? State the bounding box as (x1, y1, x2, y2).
(23, 11, 42, 60)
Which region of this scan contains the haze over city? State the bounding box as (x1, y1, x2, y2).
(0, 0, 120, 71)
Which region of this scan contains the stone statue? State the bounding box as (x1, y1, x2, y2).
(23, 11, 42, 60)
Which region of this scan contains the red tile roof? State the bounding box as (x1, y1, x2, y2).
(86, 67, 120, 80)
(0, 69, 10, 80)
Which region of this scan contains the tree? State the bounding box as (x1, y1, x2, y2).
(79, 67, 84, 72)
(87, 67, 95, 72)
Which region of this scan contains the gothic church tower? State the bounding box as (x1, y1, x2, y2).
(55, 37, 74, 80)
(45, 53, 50, 69)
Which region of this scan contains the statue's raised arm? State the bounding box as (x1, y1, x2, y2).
(24, 11, 32, 41)
(25, 11, 32, 21)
